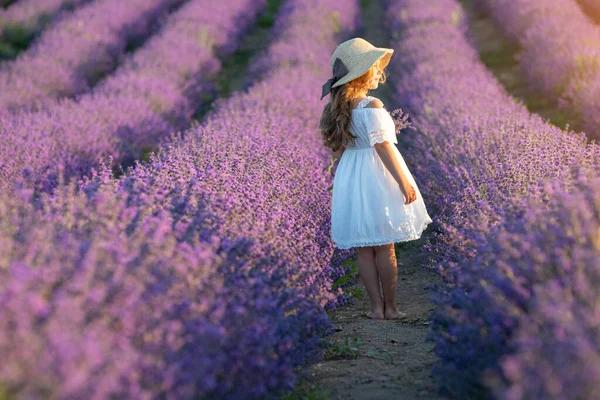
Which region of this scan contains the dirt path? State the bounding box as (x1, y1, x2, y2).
(286, 1, 445, 399)
(289, 234, 444, 400)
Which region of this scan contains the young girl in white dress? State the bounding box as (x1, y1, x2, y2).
(319, 38, 433, 320)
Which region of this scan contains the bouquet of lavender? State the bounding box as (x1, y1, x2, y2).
(389, 107, 415, 134)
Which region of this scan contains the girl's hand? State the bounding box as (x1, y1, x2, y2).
(399, 180, 417, 205)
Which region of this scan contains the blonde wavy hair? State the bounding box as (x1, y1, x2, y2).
(319, 59, 388, 152)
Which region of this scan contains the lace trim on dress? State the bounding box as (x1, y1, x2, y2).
(332, 217, 433, 250)
(368, 128, 388, 146)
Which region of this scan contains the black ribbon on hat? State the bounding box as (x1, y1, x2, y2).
(320, 57, 349, 100)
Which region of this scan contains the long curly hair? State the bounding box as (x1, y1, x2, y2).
(319, 60, 388, 152)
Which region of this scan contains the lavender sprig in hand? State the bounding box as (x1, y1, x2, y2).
(389, 108, 415, 134)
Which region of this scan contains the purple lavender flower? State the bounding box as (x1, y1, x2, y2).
(478, 0, 600, 140)
(385, 0, 600, 398)
(0, 0, 90, 47)
(0, 0, 360, 397)
(0, 0, 267, 194)
(0, 0, 183, 113)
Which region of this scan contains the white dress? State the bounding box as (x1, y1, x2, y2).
(330, 96, 433, 249)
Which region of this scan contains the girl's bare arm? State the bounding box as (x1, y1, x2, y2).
(364, 99, 410, 186)
(374, 142, 409, 186)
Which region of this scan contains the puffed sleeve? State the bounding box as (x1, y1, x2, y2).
(366, 108, 398, 147)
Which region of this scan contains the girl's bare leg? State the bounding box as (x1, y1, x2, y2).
(356, 246, 384, 319)
(373, 243, 402, 319)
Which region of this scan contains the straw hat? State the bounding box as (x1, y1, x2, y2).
(320, 37, 394, 100)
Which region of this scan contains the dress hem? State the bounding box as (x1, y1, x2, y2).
(332, 218, 433, 250)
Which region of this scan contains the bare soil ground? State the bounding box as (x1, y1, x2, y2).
(289, 233, 444, 400)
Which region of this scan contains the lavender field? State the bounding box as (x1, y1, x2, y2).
(0, 0, 599, 398)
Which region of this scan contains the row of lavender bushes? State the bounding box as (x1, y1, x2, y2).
(385, 0, 600, 398)
(0, 0, 267, 194)
(477, 0, 600, 141)
(0, 0, 183, 113)
(0, 0, 359, 397)
(0, 0, 90, 59)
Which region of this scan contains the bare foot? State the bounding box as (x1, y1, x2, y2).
(384, 307, 406, 320)
(367, 309, 385, 319)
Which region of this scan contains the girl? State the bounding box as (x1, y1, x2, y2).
(319, 38, 433, 320)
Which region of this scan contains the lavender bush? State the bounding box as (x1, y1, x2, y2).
(0, 0, 359, 397)
(0, 0, 266, 194)
(0, 0, 182, 113)
(385, 0, 600, 398)
(0, 0, 90, 57)
(461, 173, 600, 400)
(478, 0, 600, 141)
